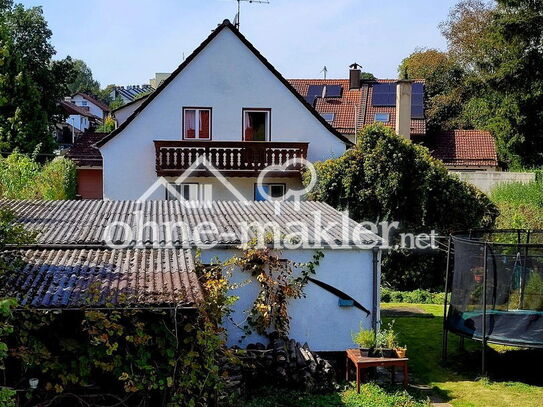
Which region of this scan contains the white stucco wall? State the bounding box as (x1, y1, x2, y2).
(452, 171, 536, 194)
(198, 248, 378, 351)
(100, 27, 347, 201)
(113, 98, 146, 127)
(67, 114, 89, 132)
(72, 94, 105, 120)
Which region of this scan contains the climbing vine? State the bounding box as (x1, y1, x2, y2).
(228, 239, 324, 338)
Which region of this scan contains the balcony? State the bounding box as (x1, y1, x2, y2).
(154, 140, 309, 177)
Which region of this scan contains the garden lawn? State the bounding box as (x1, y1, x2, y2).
(381, 303, 543, 407)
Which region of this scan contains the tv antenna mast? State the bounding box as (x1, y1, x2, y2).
(234, 0, 270, 29)
(321, 66, 328, 80)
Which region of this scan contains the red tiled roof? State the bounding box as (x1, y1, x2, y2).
(59, 100, 101, 119)
(289, 79, 361, 135)
(65, 132, 107, 167)
(288, 79, 427, 137)
(431, 130, 498, 167)
(73, 92, 111, 113)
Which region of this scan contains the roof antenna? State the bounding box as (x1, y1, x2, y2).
(321, 66, 328, 80)
(234, 0, 270, 29)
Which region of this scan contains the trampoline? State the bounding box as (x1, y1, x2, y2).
(442, 230, 543, 373)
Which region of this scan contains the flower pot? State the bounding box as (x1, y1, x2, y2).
(474, 274, 483, 283)
(380, 348, 395, 358)
(395, 348, 407, 358)
(360, 348, 372, 357)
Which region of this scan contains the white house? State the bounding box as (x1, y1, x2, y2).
(1, 199, 382, 351)
(97, 20, 350, 201)
(71, 93, 111, 121)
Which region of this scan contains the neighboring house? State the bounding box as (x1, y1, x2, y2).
(58, 99, 100, 134)
(1, 199, 383, 351)
(96, 19, 350, 201)
(150, 73, 171, 89)
(110, 85, 154, 104)
(112, 96, 149, 128)
(289, 76, 426, 144)
(65, 132, 107, 199)
(71, 92, 111, 121)
(430, 130, 499, 172)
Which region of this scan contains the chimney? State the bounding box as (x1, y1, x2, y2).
(395, 80, 412, 140)
(349, 63, 361, 90)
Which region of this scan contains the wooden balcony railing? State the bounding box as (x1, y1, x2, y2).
(154, 140, 309, 177)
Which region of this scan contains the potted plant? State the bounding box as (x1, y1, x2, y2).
(376, 321, 398, 358)
(352, 326, 375, 357)
(472, 266, 485, 283)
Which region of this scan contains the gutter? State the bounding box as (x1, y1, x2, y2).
(372, 247, 380, 331)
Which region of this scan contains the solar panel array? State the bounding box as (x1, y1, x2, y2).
(305, 85, 343, 106)
(372, 82, 425, 119)
(411, 82, 425, 119)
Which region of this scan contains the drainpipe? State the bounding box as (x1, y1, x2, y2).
(372, 247, 380, 332)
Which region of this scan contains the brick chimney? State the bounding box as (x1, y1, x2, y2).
(349, 63, 362, 90)
(395, 80, 412, 140)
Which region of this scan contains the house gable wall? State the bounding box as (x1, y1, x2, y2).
(100, 28, 347, 200)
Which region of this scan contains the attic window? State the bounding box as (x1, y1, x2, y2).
(321, 113, 335, 123)
(183, 108, 211, 139)
(374, 113, 390, 123)
(243, 109, 270, 141)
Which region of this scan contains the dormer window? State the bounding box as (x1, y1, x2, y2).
(183, 108, 211, 139)
(243, 109, 270, 141)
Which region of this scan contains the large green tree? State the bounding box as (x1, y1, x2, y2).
(0, 1, 74, 155)
(66, 58, 100, 96)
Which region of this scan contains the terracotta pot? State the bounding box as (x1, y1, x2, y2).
(395, 348, 407, 358)
(474, 274, 483, 283)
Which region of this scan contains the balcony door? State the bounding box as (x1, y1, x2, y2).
(243, 109, 270, 141)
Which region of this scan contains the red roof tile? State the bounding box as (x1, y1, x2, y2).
(431, 130, 498, 167)
(288, 79, 427, 137)
(65, 132, 107, 167)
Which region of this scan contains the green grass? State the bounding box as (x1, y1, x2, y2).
(245, 303, 543, 407)
(382, 303, 543, 407)
(243, 384, 429, 407)
(490, 181, 543, 208)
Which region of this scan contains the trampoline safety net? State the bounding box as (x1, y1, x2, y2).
(446, 231, 543, 348)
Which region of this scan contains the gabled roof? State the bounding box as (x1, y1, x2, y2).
(113, 85, 153, 102)
(72, 92, 111, 112)
(59, 100, 101, 119)
(65, 132, 107, 167)
(431, 130, 498, 167)
(97, 19, 350, 148)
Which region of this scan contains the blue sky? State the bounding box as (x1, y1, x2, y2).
(20, 0, 459, 87)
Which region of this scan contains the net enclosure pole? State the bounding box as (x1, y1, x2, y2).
(482, 242, 488, 377)
(442, 235, 452, 361)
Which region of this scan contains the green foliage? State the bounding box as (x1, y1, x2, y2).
(491, 180, 543, 230)
(352, 326, 376, 349)
(0, 2, 75, 155)
(381, 289, 445, 305)
(244, 384, 429, 407)
(66, 58, 100, 96)
(96, 115, 115, 133)
(306, 124, 498, 289)
(0, 151, 76, 199)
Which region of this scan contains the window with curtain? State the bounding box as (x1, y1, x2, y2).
(183, 108, 211, 139)
(243, 109, 269, 141)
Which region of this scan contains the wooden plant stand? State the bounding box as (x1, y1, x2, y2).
(345, 349, 409, 393)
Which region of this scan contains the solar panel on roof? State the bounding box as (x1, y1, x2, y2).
(325, 85, 342, 98)
(306, 85, 325, 106)
(411, 83, 425, 119)
(372, 83, 396, 106)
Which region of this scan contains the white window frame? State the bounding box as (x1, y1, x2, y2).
(243, 109, 271, 141)
(183, 108, 212, 140)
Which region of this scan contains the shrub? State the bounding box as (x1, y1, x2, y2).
(0, 152, 76, 200)
(381, 288, 445, 305)
(491, 179, 543, 230)
(306, 124, 498, 289)
(352, 326, 376, 348)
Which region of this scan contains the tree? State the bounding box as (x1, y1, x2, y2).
(66, 59, 100, 96)
(0, 1, 74, 155)
(399, 48, 467, 133)
(306, 124, 498, 289)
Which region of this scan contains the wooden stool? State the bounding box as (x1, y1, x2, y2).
(346, 349, 409, 393)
